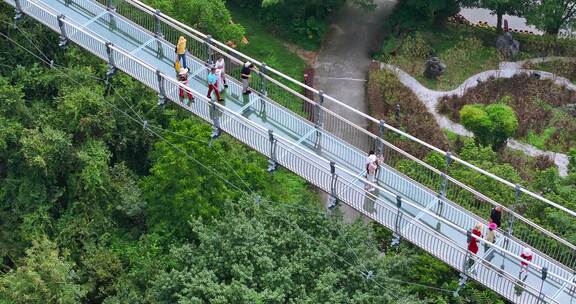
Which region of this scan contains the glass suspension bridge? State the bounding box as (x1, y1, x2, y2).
(3, 0, 576, 302)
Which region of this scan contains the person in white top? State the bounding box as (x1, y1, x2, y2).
(214, 56, 228, 90)
(365, 150, 378, 191)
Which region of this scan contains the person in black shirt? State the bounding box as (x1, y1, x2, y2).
(241, 61, 255, 95)
(489, 206, 503, 228)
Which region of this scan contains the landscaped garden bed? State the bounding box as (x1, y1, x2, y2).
(367, 66, 450, 157)
(523, 59, 576, 84)
(438, 74, 576, 152)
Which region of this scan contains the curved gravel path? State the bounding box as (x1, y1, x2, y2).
(380, 59, 572, 177)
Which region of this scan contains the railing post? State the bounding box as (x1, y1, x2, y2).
(327, 161, 338, 210)
(435, 152, 451, 230)
(153, 9, 162, 37)
(455, 229, 473, 296)
(465, 229, 473, 272)
(205, 35, 214, 65)
(260, 63, 267, 96)
(209, 99, 220, 139)
(14, 0, 23, 21)
(57, 14, 68, 48)
(376, 119, 385, 155)
(538, 267, 548, 303)
(153, 10, 164, 59)
(394, 103, 401, 127)
(104, 41, 117, 79)
(267, 130, 278, 172)
(156, 70, 166, 106)
(509, 184, 522, 235)
(106, 0, 116, 30)
(499, 185, 521, 271)
(314, 90, 324, 150)
(391, 195, 402, 247)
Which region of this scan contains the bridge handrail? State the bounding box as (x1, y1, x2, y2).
(116, 0, 576, 221)
(16, 0, 575, 298)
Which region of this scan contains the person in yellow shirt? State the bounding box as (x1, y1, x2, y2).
(175, 36, 187, 69)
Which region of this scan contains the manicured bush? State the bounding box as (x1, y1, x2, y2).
(460, 103, 518, 150)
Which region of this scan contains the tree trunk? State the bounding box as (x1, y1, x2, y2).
(546, 26, 561, 36)
(496, 12, 503, 33)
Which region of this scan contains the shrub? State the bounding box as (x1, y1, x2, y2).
(460, 103, 518, 150)
(399, 32, 432, 59)
(460, 105, 493, 146)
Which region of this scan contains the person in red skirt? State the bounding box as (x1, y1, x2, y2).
(468, 222, 483, 254)
(466, 223, 483, 271)
(519, 247, 533, 280)
(177, 68, 194, 106)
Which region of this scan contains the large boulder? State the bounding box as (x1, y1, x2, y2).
(424, 57, 446, 79)
(496, 32, 520, 59)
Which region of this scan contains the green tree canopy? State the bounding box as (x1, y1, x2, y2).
(145, 196, 420, 304)
(386, 0, 471, 31)
(0, 236, 86, 304)
(460, 103, 518, 150)
(525, 0, 576, 35)
(466, 0, 526, 32)
(144, 0, 245, 44)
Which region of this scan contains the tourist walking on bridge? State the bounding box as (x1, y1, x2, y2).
(177, 68, 194, 105)
(207, 67, 223, 102)
(176, 36, 187, 69)
(466, 223, 483, 269)
(215, 56, 228, 89)
(241, 61, 255, 95)
(365, 150, 378, 192)
(484, 222, 497, 251)
(489, 206, 503, 228)
(519, 247, 533, 280)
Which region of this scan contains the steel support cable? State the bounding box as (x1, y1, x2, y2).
(5, 12, 576, 296)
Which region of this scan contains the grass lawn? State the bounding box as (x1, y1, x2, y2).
(380, 24, 536, 91)
(227, 4, 308, 81)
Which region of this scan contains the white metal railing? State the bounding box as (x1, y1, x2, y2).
(7, 0, 576, 302)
